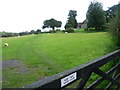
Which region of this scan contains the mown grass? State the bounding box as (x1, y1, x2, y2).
(2, 32, 116, 88)
(75, 29, 85, 32)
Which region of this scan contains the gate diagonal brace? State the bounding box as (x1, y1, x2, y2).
(93, 67, 120, 88)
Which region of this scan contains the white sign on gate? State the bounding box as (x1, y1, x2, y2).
(61, 72, 77, 87)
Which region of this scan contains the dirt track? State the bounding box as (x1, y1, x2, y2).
(1, 60, 22, 69)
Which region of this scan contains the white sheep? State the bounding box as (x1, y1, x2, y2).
(4, 43, 8, 47)
(65, 32, 68, 33)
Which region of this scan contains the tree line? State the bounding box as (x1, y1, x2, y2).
(0, 29, 41, 37)
(42, 1, 119, 33)
(1, 1, 119, 37)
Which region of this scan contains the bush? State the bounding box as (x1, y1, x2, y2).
(50, 30, 56, 33)
(56, 29, 61, 31)
(102, 23, 110, 31)
(1, 31, 19, 37)
(88, 28, 95, 31)
(109, 10, 120, 49)
(35, 29, 41, 34)
(84, 28, 88, 31)
(64, 24, 73, 29)
(84, 28, 95, 31)
(64, 27, 74, 33)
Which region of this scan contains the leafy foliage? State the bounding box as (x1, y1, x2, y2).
(68, 10, 77, 18)
(1, 29, 42, 37)
(35, 29, 41, 34)
(1, 31, 19, 37)
(63, 27, 74, 33)
(108, 4, 120, 49)
(65, 10, 77, 29)
(29, 30, 36, 34)
(107, 4, 120, 82)
(64, 24, 73, 29)
(42, 18, 62, 32)
(86, 1, 105, 30)
(105, 4, 119, 23)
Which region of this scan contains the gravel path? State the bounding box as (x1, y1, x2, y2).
(2, 60, 32, 74)
(1, 60, 22, 69)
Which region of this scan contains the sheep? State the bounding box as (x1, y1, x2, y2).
(65, 32, 68, 33)
(4, 43, 8, 47)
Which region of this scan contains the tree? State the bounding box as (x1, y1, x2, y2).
(64, 24, 73, 29)
(64, 23, 74, 33)
(107, 3, 120, 73)
(19, 31, 29, 36)
(35, 29, 41, 34)
(29, 30, 36, 34)
(68, 10, 77, 18)
(86, 1, 105, 30)
(42, 18, 62, 32)
(65, 10, 77, 29)
(109, 4, 120, 49)
(1, 31, 19, 37)
(105, 4, 119, 23)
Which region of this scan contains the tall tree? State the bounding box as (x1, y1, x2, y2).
(105, 4, 119, 23)
(42, 18, 62, 32)
(86, 2, 105, 30)
(65, 10, 77, 29)
(68, 10, 77, 18)
(109, 3, 120, 49)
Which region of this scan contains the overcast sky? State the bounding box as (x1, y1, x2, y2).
(0, 0, 119, 33)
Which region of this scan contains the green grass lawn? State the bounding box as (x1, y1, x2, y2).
(2, 32, 116, 88)
(75, 29, 85, 32)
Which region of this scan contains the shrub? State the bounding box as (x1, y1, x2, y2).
(102, 23, 110, 31)
(35, 29, 41, 34)
(84, 28, 95, 31)
(65, 27, 74, 33)
(56, 29, 61, 31)
(88, 28, 96, 31)
(64, 24, 73, 29)
(109, 10, 120, 49)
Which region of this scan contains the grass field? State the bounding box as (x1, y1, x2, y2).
(2, 32, 116, 88)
